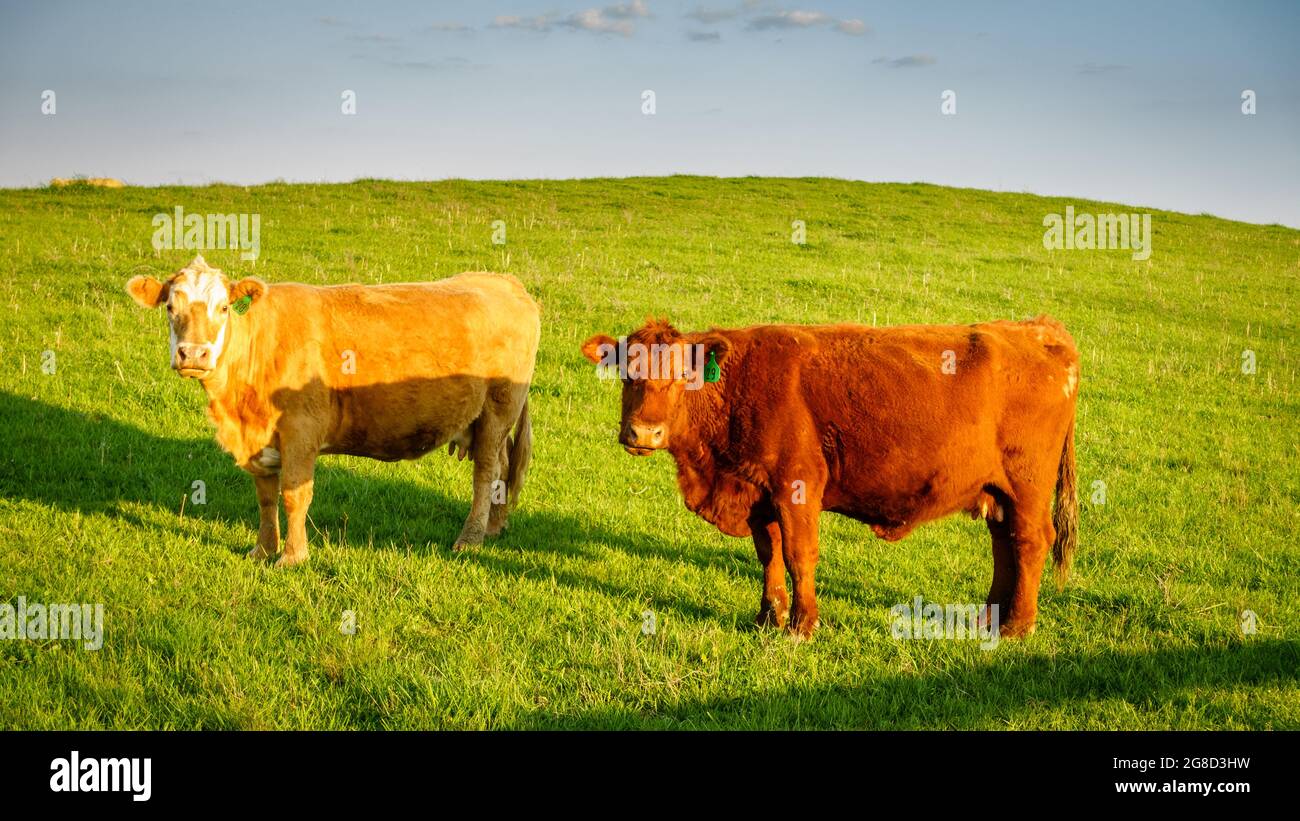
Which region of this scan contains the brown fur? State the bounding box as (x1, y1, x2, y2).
(582, 316, 1080, 639)
(127, 256, 540, 565)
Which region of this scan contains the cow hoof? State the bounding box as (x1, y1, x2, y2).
(454, 523, 486, 550)
(787, 617, 819, 641)
(998, 620, 1037, 639)
(274, 551, 309, 568)
(485, 519, 508, 537)
(978, 604, 996, 629)
(755, 605, 789, 629)
(246, 545, 274, 561)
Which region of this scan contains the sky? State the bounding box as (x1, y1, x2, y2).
(1, 0, 1297, 226)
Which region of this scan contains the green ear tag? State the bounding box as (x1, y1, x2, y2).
(703, 350, 721, 383)
(231, 295, 252, 315)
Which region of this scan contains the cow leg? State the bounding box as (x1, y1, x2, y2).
(777, 502, 822, 639)
(983, 507, 1015, 629)
(485, 435, 511, 536)
(750, 516, 789, 629)
(247, 473, 280, 561)
(276, 444, 317, 568)
(983, 492, 1054, 638)
(1002, 503, 1054, 638)
(454, 413, 507, 549)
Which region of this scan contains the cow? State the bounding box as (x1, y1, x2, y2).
(581, 316, 1079, 639)
(127, 255, 539, 565)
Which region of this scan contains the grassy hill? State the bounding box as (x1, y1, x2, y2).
(0, 176, 1296, 729)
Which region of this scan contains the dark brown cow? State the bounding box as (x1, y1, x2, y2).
(581, 316, 1079, 639)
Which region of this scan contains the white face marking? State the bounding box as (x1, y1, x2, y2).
(1063, 363, 1078, 397)
(170, 268, 230, 318)
(207, 321, 229, 362)
(167, 265, 231, 367)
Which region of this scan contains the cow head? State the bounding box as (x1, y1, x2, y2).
(581, 319, 730, 455)
(125, 255, 265, 379)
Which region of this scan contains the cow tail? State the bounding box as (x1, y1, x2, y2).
(505, 396, 531, 512)
(1051, 413, 1078, 589)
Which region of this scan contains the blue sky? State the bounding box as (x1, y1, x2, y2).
(1, 0, 1297, 226)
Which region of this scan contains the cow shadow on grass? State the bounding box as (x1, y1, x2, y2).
(0, 390, 895, 627)
(509, 638, 1300, 729)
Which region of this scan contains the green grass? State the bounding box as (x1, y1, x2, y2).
(0, 176, 1296, 729)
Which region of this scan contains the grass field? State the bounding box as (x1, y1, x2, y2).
(0, 176, 1296, 729)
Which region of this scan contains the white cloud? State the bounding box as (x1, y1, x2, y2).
(748, 10, 831, 30)
(742, 8, 866, 36)
(604, 0, 650, 19)
(685, 5, 738, 23)
(491, 14, 555, 32)
(562, 9, 635, 35)
(494, 3, 650, 36)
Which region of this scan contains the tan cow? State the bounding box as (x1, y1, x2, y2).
(127, 255, 539, 565)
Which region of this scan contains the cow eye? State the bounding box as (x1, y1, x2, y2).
(221, 304, 229, 314)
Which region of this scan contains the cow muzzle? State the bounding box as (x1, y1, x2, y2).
(620, 422, 666, 455)
(174, 343, 214, 378)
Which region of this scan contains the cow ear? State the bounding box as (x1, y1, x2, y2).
(581, 334, 618, 365)
(125, 275, 169, 309)
(697, 333, 731, 366)
(228, 276, 266, 307)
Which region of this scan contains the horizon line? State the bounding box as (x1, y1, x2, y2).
(13, 174, 1299, 231)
